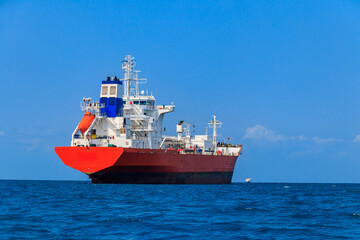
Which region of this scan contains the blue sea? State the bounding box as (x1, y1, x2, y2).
(0, 181, 359, 239)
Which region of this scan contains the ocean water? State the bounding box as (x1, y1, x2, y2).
(0, 181, 359, 239)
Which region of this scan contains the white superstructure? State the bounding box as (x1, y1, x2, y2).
(71, 55, 241, 156)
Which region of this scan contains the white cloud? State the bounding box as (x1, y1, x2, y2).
(243, 125, 292, 142)
(243, 125, 282, 141)
(298, 135, 307, 141)
(311, 137, 342, 144)
(243, 125, 347, 145)
(354, 135, 360, 143)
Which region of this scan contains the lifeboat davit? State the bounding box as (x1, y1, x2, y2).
(78, 111, 95, 134)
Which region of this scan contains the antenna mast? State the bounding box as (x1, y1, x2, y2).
(208, 115, 222, 148)
(121, 54, 147, 97)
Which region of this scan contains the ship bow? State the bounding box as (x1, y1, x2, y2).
(55, 147, 124, 174)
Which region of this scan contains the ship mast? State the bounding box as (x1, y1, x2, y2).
(208, 115, 222, 148)
(121, 54, 147, 97)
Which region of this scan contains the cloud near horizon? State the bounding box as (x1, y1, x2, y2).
(243, 125, 346, 144)
(243, 125, 306, 142)
(311, 137, 342, 144)
(353, 135, 360, 143)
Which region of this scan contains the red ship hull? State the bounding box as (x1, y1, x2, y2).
(55, 147, 240, 184)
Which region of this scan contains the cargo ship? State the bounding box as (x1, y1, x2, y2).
(55, 55, 242, 184)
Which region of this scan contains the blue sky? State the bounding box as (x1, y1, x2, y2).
(1, 0, 360, 182)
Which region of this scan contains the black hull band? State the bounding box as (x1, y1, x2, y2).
(89, 171, 234, 184)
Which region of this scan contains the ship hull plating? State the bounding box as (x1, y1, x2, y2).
(90, 171, 234, 184)
(55, 147, 238, 184)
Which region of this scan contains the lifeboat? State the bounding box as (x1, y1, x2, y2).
(78, 111, 95, 134)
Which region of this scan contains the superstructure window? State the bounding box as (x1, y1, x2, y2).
(101, 86, 108, 95)
(140, 101, 146, 105)
(110, 86, 116, 95)
(134, 101, 139, 105)
(100, 97, 107, 105)
(109, 97, 115, 105)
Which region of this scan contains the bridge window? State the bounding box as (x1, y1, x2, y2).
(134, 101, 139, 105)
(140, 101, 147, 105)
(101, 86, 108, 95)
(110, 86, 116, 95)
